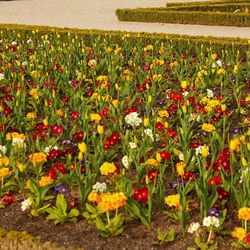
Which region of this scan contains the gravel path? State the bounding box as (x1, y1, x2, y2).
(0, 0, 249, 38)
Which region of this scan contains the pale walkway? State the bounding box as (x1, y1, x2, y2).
(0, 0, 249, 38)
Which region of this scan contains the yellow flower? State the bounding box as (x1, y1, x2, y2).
(39, 176, 53, 187)
(176, 162, 185, 176)
(97, 125, 104, 135)
(232, 227, 246, 241)
(217, 68, 225, 75)
(78, 142, 87, 153)
(100, 162, 116, 175)
(26, 112, 37, 119)
(29, 88, 40, 99)
(201, 144, 209, 158)
(90, 113, 102, 124)
(146, 158, 158, 167)
(165, 194, 180, 208)
(158, 110, 169, 118)
(202, 123, 215, 133)
(181, 81, 187, 89)
(97, 192, 126, 212)
(156, 152, 162, 162)
(43, 118, 48, 126)
(29, 152, 47, 165)
(111, 99, 118, 108)
(238, 207, 250, 221)
(57, 109, 64, 117)
(144, 45, 153, 51)
(0, 156, 10, 167)
(16, 161, 24, 172)
(241, 157, 248, 167)
(0, 167, 11, 178)
(144, 117, 149, 127)
(6, 132, 26, 141)
(88, 191, 101, 203)
(230, 138, 241, 151)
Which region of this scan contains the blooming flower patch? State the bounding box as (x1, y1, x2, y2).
(0, 29, 249, 247)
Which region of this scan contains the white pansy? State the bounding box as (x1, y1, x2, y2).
(21, 198, 32, 212)
(188, 222, 200, 234)
(26, 39, 33, 45)
(143, 128, 154, 142)
(11, 41, 17, 46)
(122, 155, 131, 169)
(240, 167, 250, 184)
(0, 73, 4, 81)
(129, 142, 137, 149)
(189, 113, 201, 122)
(22, 61, 27, 66)
(12, 138, 26, 149)
(0, 145, 7, 156)
(125, 112, 142, 127)
(195, 145, 203, 155)
(178, 152, 184, 161)
(207, 89, 214, 98)
(183, 91, 189, 97)
(44, 146, 58, 154)
(203, 216, 220, 228)
(92, 182, 107, 193)
(216, 60, 222, 67)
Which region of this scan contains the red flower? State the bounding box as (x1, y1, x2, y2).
(147, 169, 158, 182)
(160, 150, 171, 160)
(244, 235, 250, 246)
(51, 125, 64, 135)
(71, 111, 79, 120)
(155, 122, 165, 131)
(208, 176, 222, 186)
(133, 187, 148, 203)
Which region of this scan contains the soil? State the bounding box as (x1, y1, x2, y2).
(0, 198, 238, 250)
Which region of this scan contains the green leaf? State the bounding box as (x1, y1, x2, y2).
(68, 208, 79, 218)
(126, 196, 151, 229)
(56, 194, 67, 214)
(95, 217, 106, 231)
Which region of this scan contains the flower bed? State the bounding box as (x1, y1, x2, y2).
(116, 1, 250, 27)
(0, 26, 249, 249)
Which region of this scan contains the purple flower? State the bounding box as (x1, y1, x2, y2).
(54, 185, 69, 195)
(208, 208, 221, 218)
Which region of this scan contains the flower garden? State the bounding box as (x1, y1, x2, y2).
(0, 21, 249, 250)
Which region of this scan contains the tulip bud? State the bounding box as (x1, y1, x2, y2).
(241, 157, 248, 167)
(78, 152, 83, 161)
(156, 152, 162, 162)
(78, 142, 87, 153)
(144, 117, 149, 127)
(97, 125, 104, 135)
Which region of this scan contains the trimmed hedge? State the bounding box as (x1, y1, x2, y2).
(0, 23, 249, 55)
(166, 3, 250, 12)
(116, 8, 250, 27)
(166, 0, 248, 7)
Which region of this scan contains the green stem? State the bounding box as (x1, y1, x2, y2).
(207, 228, 213, 244)
(106, 211, 110, 225)
(245, 220, 247, 234)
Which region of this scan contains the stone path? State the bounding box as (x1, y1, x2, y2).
(0, 0, 249, 38)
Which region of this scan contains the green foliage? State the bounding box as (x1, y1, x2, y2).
(126, 196, 151, 229)
(0, 24, 248, 56)
(116, 2, 250, 27)
(46, 194, 79, 225)
(195, 236, 218, 250)
(155, 228, 175, 245)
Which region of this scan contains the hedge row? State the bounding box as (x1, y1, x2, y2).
(166, 3, 250, 12)
(116, 8, 250, 27)
(166, 0, 247, 7)
(0, 24, 249, 55)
